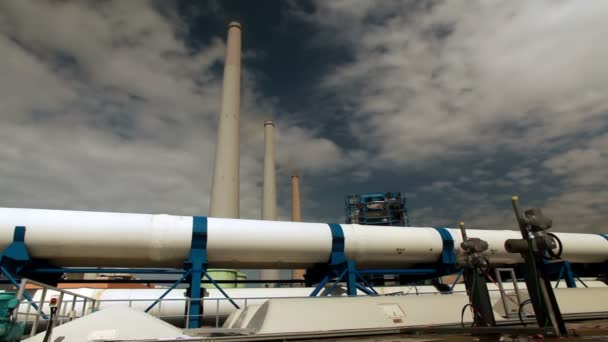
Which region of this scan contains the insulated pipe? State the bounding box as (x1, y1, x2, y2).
(209, 22, 242, 218)
(0, 207, 607, 268)
(260, 120, 280, 285)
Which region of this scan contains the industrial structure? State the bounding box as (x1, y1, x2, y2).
(0, 20, 607, 342)
(345, 192, 410, 226)
(260, 120, 280, 286)
(291, 172, 306, 283)
(0, 205, 607, 336)
(208, 21, 242, 219)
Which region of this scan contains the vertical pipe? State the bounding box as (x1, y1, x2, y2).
(209, 22, 242, 219)
(291, 172, 306, 283)
(260, 120, 280, 286)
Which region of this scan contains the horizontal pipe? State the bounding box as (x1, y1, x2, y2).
(0, 207, 606, 269)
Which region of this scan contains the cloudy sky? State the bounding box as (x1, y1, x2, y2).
(1, 0, 607, 234)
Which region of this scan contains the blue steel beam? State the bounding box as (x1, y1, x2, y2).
(145, 270, 191, 313)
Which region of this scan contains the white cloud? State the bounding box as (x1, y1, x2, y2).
(298, 0, 608, 164)
(0, 0, 354, 220)
(292, 0, 608, 231)
(542, 134, 608, 232)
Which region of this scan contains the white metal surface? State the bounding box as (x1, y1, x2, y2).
(23, 306, 188, 342)
(18, 286, 440, 327)
(342, 224, 443, 266)
(18, 282, 607, 329)
(1, 207, 607, 268)
(209, 21, 242, 219)
(246, 295, 475, 334)
(244, 288, 608, 334)
(553, 232, 608, 263)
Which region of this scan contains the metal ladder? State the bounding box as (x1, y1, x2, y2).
(494, 268, 525, 318)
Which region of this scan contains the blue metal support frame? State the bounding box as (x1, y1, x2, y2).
(183, 216, 207, 328)
(545, 260, 577, 289)
(561, 261, 576, 288)
(0, 218, 240, 329)
(183, 216, 239, 328)
(0, 227, 48, 318)
(449, 269, 464, 292)
(145, 270, 192, 313)
(1, 226, 31, 274)
(310, 224, 375, 296)
(434, 227, 457, 274)
(309, 224, 459, 297)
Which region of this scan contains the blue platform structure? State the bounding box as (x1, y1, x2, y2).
(345, 192, 410, 226)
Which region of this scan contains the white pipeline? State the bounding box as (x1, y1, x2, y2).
(0, 207, 606, 269)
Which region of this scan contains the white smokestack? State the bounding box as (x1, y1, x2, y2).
(209, 22, 242, 218)
(261, 120, 277, 220)
(291, 171, 306, 284)
(260, 120, 280, 286)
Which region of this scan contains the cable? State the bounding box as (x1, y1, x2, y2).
(518, 299, 533, 326)
(546, 233, 563, 259)
(461, 303, 473, 328)
(459, 272, 491, 328)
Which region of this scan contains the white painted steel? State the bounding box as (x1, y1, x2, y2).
(553, 232, 608, 263)
(19, 282, 607, 327)
(0, 208, 192, 268)
(207, 217, 332, 268)
(342, 224, 443, 266)
(0, 207, 606, 268)
(19, 286, 439, 327)
(209, 22, 242, 219)
(244, 287, 608, 334)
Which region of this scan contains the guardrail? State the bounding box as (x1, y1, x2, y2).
(13, 281, 537, 333)
(15, 278, 99, 337)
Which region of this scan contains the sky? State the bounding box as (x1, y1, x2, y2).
(1, 0, 607, 236)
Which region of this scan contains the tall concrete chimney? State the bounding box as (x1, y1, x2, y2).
(291, 172, 302, 222)
(261, 121, 277, 220)
(260, 120, 280, 286)
(291, 172, 306, 283)
(209, 22, 242, 218)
